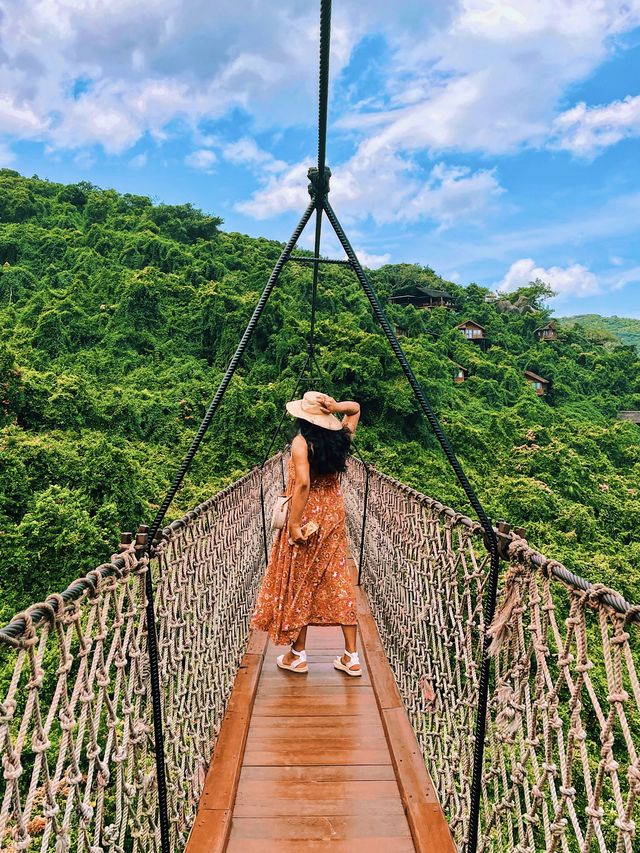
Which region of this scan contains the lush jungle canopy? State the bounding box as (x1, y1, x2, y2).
(1, 169, 639, 622)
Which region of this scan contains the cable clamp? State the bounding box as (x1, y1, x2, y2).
(308, 166, 331, 198)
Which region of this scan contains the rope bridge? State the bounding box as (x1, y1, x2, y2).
(1, 453, 638, 852)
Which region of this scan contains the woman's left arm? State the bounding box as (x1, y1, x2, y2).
(288, 435, 311, 545)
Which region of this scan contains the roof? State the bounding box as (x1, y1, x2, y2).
(534, 323, 556, 332)
(390, 286, 453, 301)
(456, 320, 485, 330)
(451, 361, 468, 372)
(524, 370, 549, 384)
(415, 285, 453, 298)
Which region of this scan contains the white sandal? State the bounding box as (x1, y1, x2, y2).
(333, 649, 362, 677)
(276, 646, 308, 673)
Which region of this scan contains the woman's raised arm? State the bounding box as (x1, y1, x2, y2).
(318, 395, 361, 435)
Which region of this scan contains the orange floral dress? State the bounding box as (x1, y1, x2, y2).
(250, 452, 357, 645)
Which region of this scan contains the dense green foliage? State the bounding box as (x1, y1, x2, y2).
(1, 170, 639, 623)
(560, 313, 640, 351)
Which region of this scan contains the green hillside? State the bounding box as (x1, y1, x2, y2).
(1, 170, 639, 622)
(560, 313, 640, 350)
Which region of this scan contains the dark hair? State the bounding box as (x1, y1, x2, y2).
(295, 418, 352, 476)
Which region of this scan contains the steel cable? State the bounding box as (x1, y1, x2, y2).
(323, 196, 500, 853)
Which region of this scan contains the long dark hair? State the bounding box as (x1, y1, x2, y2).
(295, 418, 352, 476)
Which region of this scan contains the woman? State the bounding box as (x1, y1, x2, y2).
(250, 391, 362, 676)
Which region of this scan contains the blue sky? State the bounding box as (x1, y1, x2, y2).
(2, 1, 640, 318)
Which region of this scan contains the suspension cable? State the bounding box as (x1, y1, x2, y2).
(323, 196, 499, 853)
(139, 199, 314, 853)
(317, 0, 332, 178)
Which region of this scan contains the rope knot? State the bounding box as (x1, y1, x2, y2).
(613, 817, 635, 834)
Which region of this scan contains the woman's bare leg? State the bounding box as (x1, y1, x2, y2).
(340, 624, 361, 671)
(282, 625, 307, 666)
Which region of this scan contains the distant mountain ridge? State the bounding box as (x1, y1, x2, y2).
(559, 314, 640, 350)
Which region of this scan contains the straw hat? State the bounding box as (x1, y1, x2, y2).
(285, 391, 343, 431)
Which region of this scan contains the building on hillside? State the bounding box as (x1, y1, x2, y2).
(618, 411, 640, 424)
(457, 320, 485, 341)
(535, 322, 558, 341)
(390, 285, 454, 310)
(452, 363, 468, 383)
(524, 370, 549, 396)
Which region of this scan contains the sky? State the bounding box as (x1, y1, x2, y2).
(1, 0, 640, 318)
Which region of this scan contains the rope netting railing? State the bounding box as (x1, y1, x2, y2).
(0, 453, 283, 852)
(343, 457, 640, 853)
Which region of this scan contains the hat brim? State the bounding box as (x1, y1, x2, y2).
(286, 399, 344, 430)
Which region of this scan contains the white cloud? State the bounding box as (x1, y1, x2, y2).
(129, 152, 148, 168)
(0, 95, 48, 137)
(185, 149, 217, 172)
(552, 95, 640, 158)
(341, 1, 640, 157)
(222, 137, 288, 174)
(0, 142, 15, 165)
(0, 0, 365, 155)
(0, 0, 637, 181)
(496, 258, 600, 299)
(354, 248, 391, 269)
(237, 147, 503, 227)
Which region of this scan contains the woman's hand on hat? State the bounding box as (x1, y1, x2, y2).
(318, 394, 337, 414)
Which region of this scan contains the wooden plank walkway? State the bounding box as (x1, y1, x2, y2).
(187, 562, 454, 852)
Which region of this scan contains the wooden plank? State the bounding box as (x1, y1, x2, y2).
(259, 664, 372, 685)
(235, 778, 400, 805)
(255, 683, 372, 697)
(382, 707, 456, 853)
(226, 813, 414, 840)
(233, 791, 405, 818)
(226, 838, 415, 852)
(355, 589, 403, 711)
(238, 764, 397, 782)
(252, 693, 378, 716)
(186, 809, 230, 853)
(245, 629, 269, 655)
(242, 746, 391, 767)
(247, 716, 384, 734)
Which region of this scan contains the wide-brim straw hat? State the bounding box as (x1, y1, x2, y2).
(286, 391, 343, 431)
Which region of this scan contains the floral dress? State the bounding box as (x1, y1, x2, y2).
(250, 452, 357, 645)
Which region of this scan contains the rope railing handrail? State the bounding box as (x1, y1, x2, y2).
(350, 459, 640, 624)
(0, 462, 265, 646)
(342, 458, 640, 852)
(0, 453, 284, 852)
(2, 454, 636, 647)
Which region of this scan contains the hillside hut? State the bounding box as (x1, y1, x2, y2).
(618, 411, 640, 424)
(457, 320, 485, 341)
(535, 322, 557, 342)
(452, 363, 468, 384)
(524, 370, 549, 396)
(390, 285, 454, 310)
